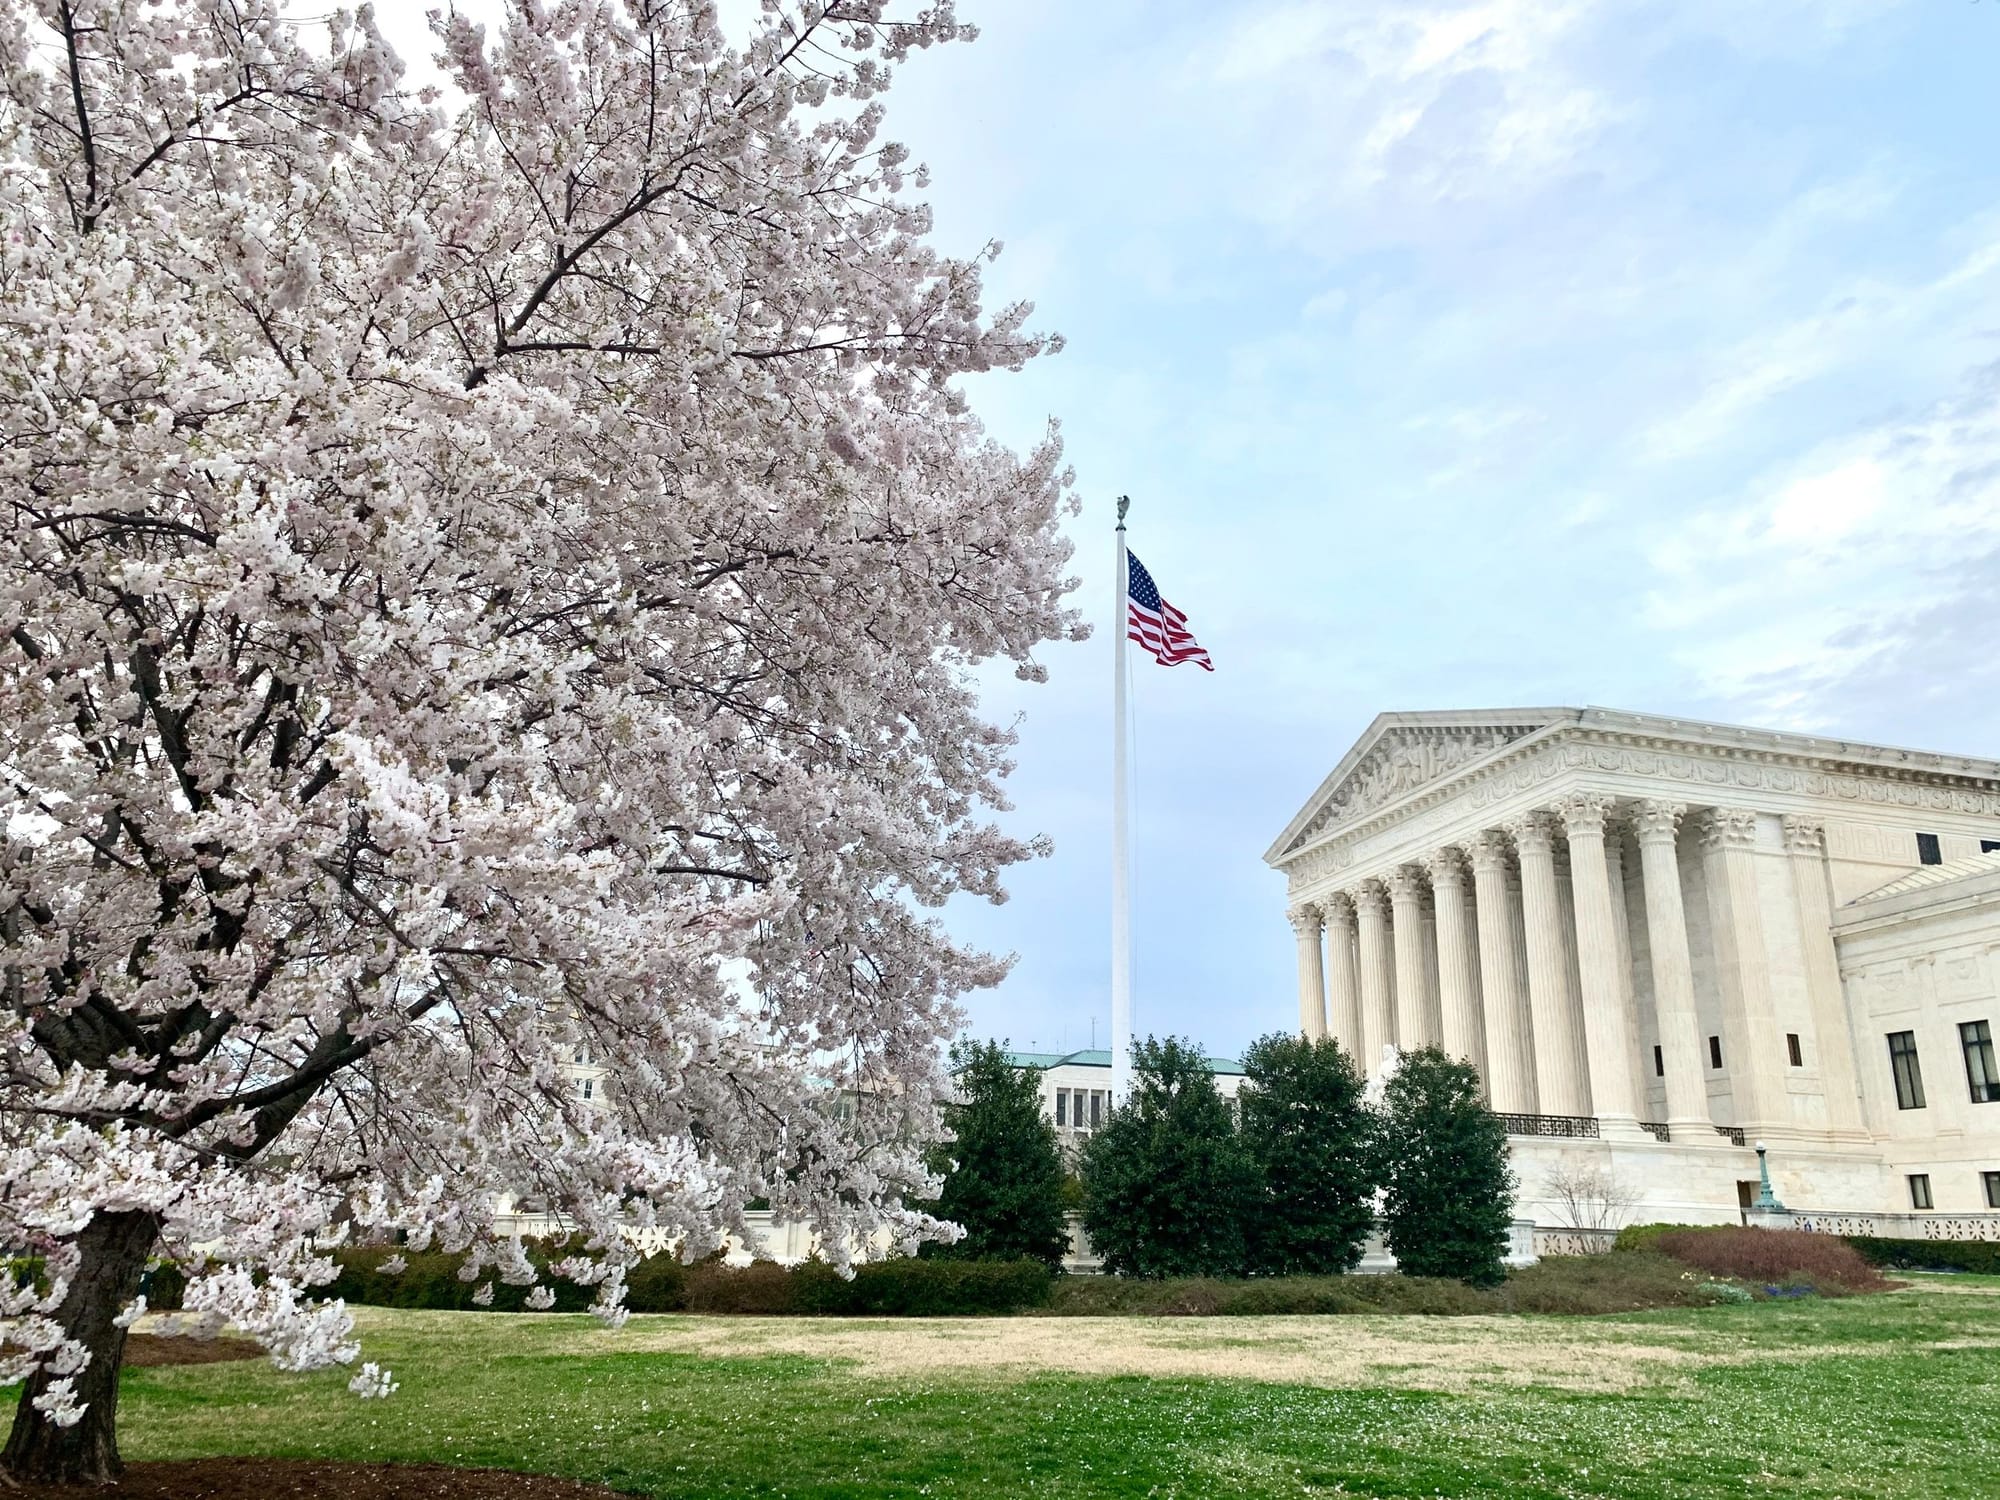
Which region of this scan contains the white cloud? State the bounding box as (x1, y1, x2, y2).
(1643, 364, 2000, 717)
(1641, 227, 2000, 462)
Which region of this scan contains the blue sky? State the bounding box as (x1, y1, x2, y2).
(889, 0, 2000, 1059)
(378, 2, 2000, 1060)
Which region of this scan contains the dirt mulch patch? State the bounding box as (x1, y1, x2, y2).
(120, 1334, 264, 1368)
(8, 1458, 636, 1497)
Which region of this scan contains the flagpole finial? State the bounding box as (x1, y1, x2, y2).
(1116, 494, 1130, 528)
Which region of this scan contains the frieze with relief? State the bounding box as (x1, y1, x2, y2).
(1285, 726, 1546, 852)
(1278, 732, 2000, 874)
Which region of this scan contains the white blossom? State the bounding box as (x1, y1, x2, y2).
(0, 0, 1075, 1447)
(347, 1363, 397, 1400)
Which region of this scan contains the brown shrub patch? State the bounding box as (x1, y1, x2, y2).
(1654, 1227, 1888, 1292)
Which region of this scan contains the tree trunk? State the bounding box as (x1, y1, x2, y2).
(3, 1209, 161, 1486)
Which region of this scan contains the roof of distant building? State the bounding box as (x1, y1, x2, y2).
(1854, 851, 2000, 902)
(998, 1047, 1245, 1077)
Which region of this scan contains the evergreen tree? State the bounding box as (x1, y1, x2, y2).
(1238, 1033, 1379, 1275)
(1378, 1047, 1517, 1285)
(1080, 1037, 1257, 1278)
(927, 1041, 1071, 1268)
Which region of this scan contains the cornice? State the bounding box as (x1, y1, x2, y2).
(1276, 718, 2000, 893)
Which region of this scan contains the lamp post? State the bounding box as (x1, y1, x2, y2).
(1752, 1139, 1786, 1213)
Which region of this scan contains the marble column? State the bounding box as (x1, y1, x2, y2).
(1509, 811, 1592, 1117)
(1355, 880, 1396, 1076)
(1605, 833, 1649, 1117)
(1420, 898, 1444, 1045)
(1699, 808, 1788, 1136)
(1468, 832, 1536, 1113)
(1635, 800, 1711, 1135)
(1425, 846, 1488, 1080)
(1782, 816, 1867, 1137)
(1324, 892, 1365, 1061)
(1387, 866, 1434, 1051)
(1557, 794, 1641, 1131)
(1289, 903, 1328, 1041)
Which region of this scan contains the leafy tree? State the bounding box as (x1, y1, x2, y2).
(1237, 1034, 1378, 1275)
(1080, 1037, 1256, 1278)
(0, 0, 1073, 1483)
(1378, 1048, 1517, 1286)
(926, 1042, 1070, 1268)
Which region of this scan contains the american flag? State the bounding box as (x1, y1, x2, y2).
(1126, 551, 1213, 671)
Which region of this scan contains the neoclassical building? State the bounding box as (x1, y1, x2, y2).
(1268, 708, 2000, 1230)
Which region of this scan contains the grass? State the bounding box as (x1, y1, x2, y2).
(100, 1273, 2000, 1498)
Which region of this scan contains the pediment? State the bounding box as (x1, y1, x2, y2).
(1267, 711, 1569, 863)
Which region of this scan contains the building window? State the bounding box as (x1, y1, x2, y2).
(1090, 1090, 1104, 1128)
(1917, 832, 1942, 865)
(1653, 1044, 1665, 1078)
(1908, 1173, 1933, 1210)
(1786, 1033, 1803, 1068)
(578, 1077, 594, 1100)
(1962, 1020, 1998, 1104)
(1054, 1090, 1067, 1127)
(1708, 1035, 1723, 1070)
(1984, 1171, 2000, 1209)
(1888, 1031, 1926, 1110)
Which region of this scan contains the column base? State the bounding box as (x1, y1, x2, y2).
(1665, 1116, 1729, 1146)
(1595, 1113, 1654, 1144)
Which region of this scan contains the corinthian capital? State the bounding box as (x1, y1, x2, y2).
(1698, 807, 1758, 851)
(1633, 799, 1686, 845)
(1466, 829, 1512, 875)
(1384, 865, 1428, 905)
(1555, 792, 1617, 840)
(1424, 845, 1469, 889)
(1323, 889, 1358, 926)
(1354, 879, 1390, 918)
(1287, 903, 1323, 936)
(1504, 810, 1558, 857)
(1781, 815, 1826, 857)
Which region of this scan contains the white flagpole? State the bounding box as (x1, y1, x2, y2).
(1111, 496, 1132, 1103)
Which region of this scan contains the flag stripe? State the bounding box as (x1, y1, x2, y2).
(1125, 548, 1213, 671)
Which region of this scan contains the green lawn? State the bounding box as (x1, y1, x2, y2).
(115, 1277, 2000, 1499)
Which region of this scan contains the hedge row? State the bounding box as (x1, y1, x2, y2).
(321, 1246, 1052, 1316)
(1845, 1236, 2000, 1276)
(1614, 1223, 2000, 1279)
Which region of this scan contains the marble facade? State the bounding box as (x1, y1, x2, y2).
(1269, 708, 2000, 1226)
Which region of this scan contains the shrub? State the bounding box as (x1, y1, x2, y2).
(1845, 1236, 2000, 1276)
(1612, 1222, 1711, 1254)
(1236, 1033, 1378, 1276)
(1653, 1227, 1886, 1293)
(1497, 1253, 1730, 1313)
(1378, 1048, 1515, 1286)
(1080, 1036, 1258, 1278)
(141, 1260, 186, 1311)
(326, 1247, 605, 1312)
(1041, 1253, 1731, 1317)
(927, 1040, 1071, 1268)
(798, 1257, 1052, 1315)
(325, 1245, 1049, 1317)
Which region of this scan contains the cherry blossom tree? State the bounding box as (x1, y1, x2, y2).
(0, 0, 1078, 1482)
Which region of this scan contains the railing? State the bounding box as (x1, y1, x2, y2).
(1533, 1226, 1619, 1257)
(1638, 1120, 1670, 1142)
(1498, 1112, 1601, 1139)
(1783, 1211, 2000, 1242)
(1714, 1125, 1746, 1146)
